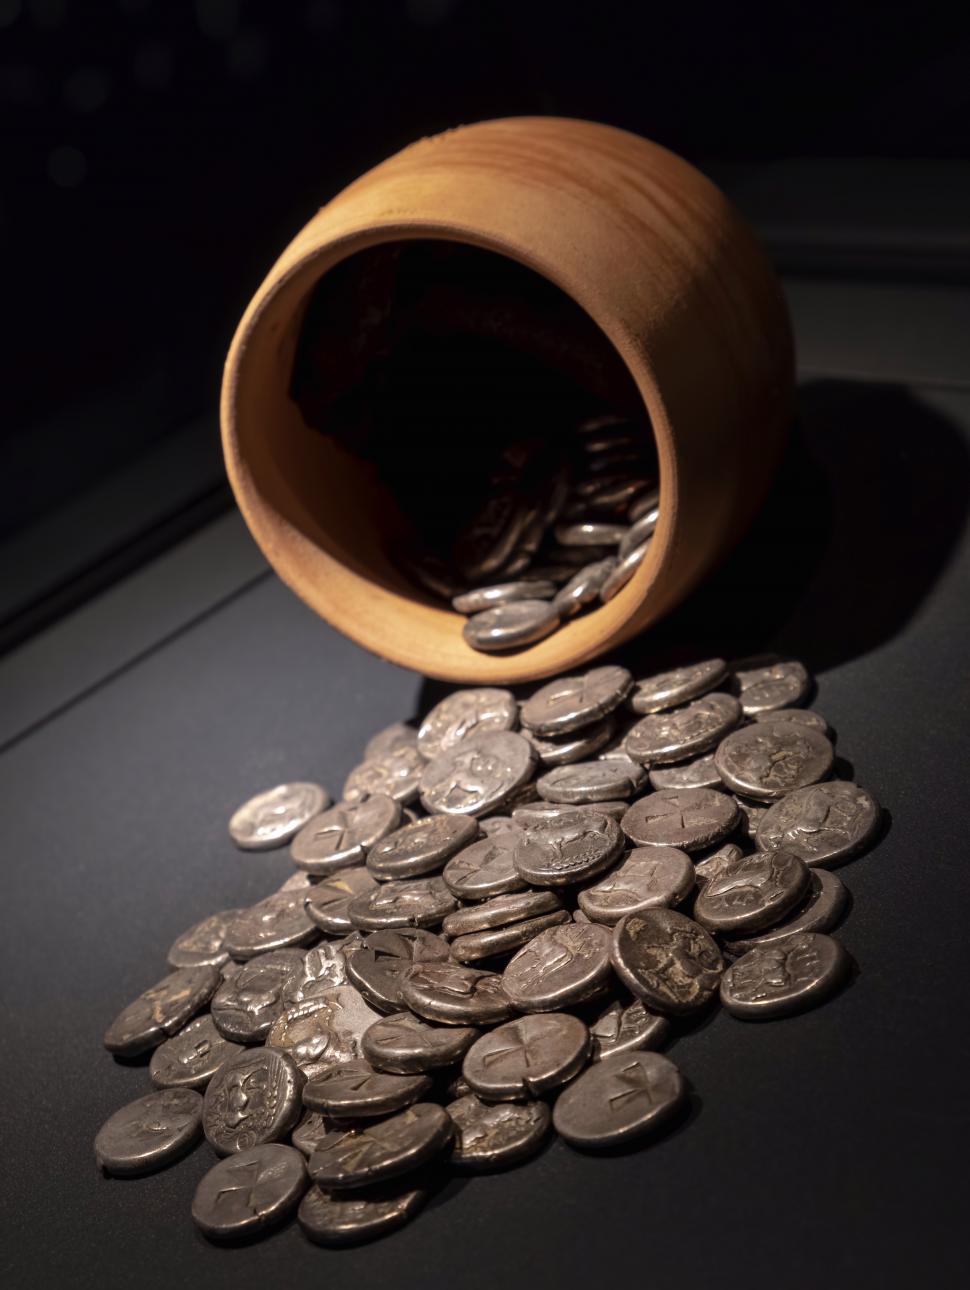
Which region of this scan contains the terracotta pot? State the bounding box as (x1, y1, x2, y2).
(221, 116, 793, 683)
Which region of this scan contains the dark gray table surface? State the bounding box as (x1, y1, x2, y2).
(1, 284, 968, 1287)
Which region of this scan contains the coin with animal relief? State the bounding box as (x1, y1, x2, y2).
(625, 692, 740, 764)
(720, 932, 849, 1018)
(103, 965, 220, 1056)
(714, 724, 834, 801)
(95, 1088, 203, 1175)
(755, 780, 880, 865)
(611, 909, 723, 1014)
(210, 949, 305, 1043)
(417, 688, 518, 760)
(150, 1015, 243, 1090)
(348, 877, 457, 931)
(419, 731, 536, 817)
(628, 659, 727, 714)
(693, 847, 810, 933)
(343, 743, 425, 805)
(502, 921, 613, 1011)
(734, 658, 811, 713)
(167, 909, 241, 969)
(448, 1094, 550, 1170)
(724, 869, 849, 954)
(513, 807, 624, 887)
(229, 782, 330, 851)
(402, 961, 516, 1026)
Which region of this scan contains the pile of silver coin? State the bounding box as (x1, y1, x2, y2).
(402, 413, 660, 651)
(95, 655, 880, 1247)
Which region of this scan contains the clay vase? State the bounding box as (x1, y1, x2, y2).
(221, 116, 794, 683)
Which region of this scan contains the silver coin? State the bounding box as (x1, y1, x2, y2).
(714, 724, 835, 801)
(648, 753, 723, 791)
(229, 782, 329, 851)
(621, 788, 739, 851)
(94, 1088, 203, 1176)
(203, 1047, 304, 1154)
(192, 1143, 307, 1240)
(513, 807, 624, 887)
(462, 1013, 590, 1100)
(463, 600, 561, 651)
(526, 716, 616, 766)
(502, 921, 613, 1012)
(552, 1050, 685, 1148)
(625, 692, 741, 764)
(309, 1102, 453, 1189)
(617, 504, 659, 557)
(753, 708, 830, 734)
(578, 847, 695, 925)
(733, 796, 768, 840)
(304, 869, 378, 934)
(552, 558, 618, 619)
(364, 722, 419, 762)
(720, 932, 850, 1018)
(401, 962, 516, 1026)
(452, 581, 558, 615)
(454, 488, 531, 583)
(442, 832, 528, 899)
(520, 666, 633, 736)
(442, 889, 564, 937)
(298, 1182, 426, 1246)
(755, 780, 880, 866)
(449, 909, 572, 964)
(588, 999, 670, 1060)
(276, 870, 314, 892)
(344, 928, 450, 1011)
(734, 657, 811, 713)
(367, 814, 479, 880)
(103, 965, 220, 1056)
(150, 1015, 243, 1091)
(599, 541, 650, 601)
(347, 877, 457, 931)
(291, 795, 401, 873)
(223, 890, 319, 959)
(342, 743, 425, 805)
(628, 483, 660, 519)
(536, 757, 646, 803)
(629, 659, 728, 714)
(518, 798, 630, 825)
(291, 1110, 334, 1157)
(419, 731, 536, 817)
(417, 688, 519, 760)
(281, 944, 349, 1006)
(554, 520, 628, 547)
(210, 949, 305, 1042)
(724, 869, 849, 954)
(272, 984, 383, 1071)
(303, 1058, 431, 1118)
(693, 847, 810, 933)
(479, 815, 522, 836)
(448, 1094, 550, 1170)
(694, 841, 745, 891)
(167, 908, 241, 969)
(362, 1011, 480, 1074)
(611, 909, 723, 1014)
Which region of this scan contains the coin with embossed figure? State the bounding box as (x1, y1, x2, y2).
(417, 688, 518, 760)
(95, 1088, 203, 1175)
(734, 658, 811, 713)
(755, 780, 880, 866)
(520, 666, 633, 736)
(150, 1015, 243, 1090)
(625, 692, 740, 765)
(629, 659, 728, 714)
(291, 1111, 334, 1157)
(442, 889, 564, 937)
(462, 1013, 590, 1100)
(448, 1094, 550, 1170)
(611, 909, 723, 1014)
(192, 1143, 308, 1240)
(753, 708, 830, 734)
(588, 998, 670, 1060)
(419, 731, 536, 817)
(537, 757, 645, 804)
(210, 949, 305, 1043)
(343, 744, 425, 805)
(203, 1047, 304, 1155)
(648, 753, 723, 792)
(526, 717, 616, 766)
(693, 847, 810, 933)
(229, 783, 329, 851)
(552, 1050, 686, 1148)
(303, 1058, 431, 1118)
(724, 869, 849, 954)
(309, 1103, 453, 1189)
(502, 921, 613, 1012)
(552, 558, 618, 619)
(450, 909, 572, 963)
(402, 962, 516, 1026)
(347, 877, 457, 931)
(281, 945, 349, 1006)
(103, 965, 220, 1056)
(223, 890, 319, 960)
(274, 984, 382, 1070)
(734, 797, 768, 840)
(167, 909, 241, 969)
(694, 842, 744, 891)
(367, 814, 479, 879)
(720, 932, 850, 1018)
(304, 870, 378, 934)
(513, 808, 624, 887)
(364, 722, 419, 762)
(363, 1011, 480, 1074)
(621, 788, 738, 852)
(714, 724, 835, 801)
(344, 928, 450, 1012)
(579, 847, 695, 925)
(291, 796, 401, 873)
(298, 1182, 426, 1245)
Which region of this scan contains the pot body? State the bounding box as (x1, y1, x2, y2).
(221, 116, 794, 682)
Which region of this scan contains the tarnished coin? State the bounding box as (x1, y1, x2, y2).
(364, 722, 418, 762)
(502, 921, 613, 1012)
(167, 909, 241, 969)
(552, 558, 618, 619)
(463, 600, 561, 651)
(648, 753, 722, 792)
(291, 795, 401, 873)
(94, 1088, 203, 1176)
(343, 743, 425, 805)
(520, 666, 633, 736)
(599, 541, 650, 601)
(367, 814, 479, 880)
(552, 1050, 686, 1148)
(192, 1144, 307, 1240)
(442, 889, 564, 937)
(714, 724, 835, 801)
(536, 757, 645, 804)
(526, 717, 616, 766)
(755, 780, 880, 866)
(303, 1058, 431, 1118)
(304, 869, 378, 934)
(344, 928, 450, 1012)
(720, 932, 850, 1018)
(724, 869, 849, 954)
(621, 788, 738, 852)
(298, 1182, 426, 1246)
(513, 808, 624, 887)
(462, 1013, 590, 1100)
(291, 1111, 334, 1157)
(203, 1047, 304, 1154)
(223, 890, 319, 959)
(611, 909, 723, 1014)
(694, 841, 744, 891)
(309, 1103, 453, 1189)
(516, 798, 629, 825)
(419, 731, 536, 817)
(281, 944, 349, 1006)
(578, 847, 695, 925)
(588, 998, 670, 1060)
(210, 949, 305, 1042)
(625, 692, 740, 765)
(452, 581, 558, 615)
(693, 847, 810, 933)
(448, 1094, 550, 1170)
(449, 910, 572, 964)
(753, 708, 830, 734)
(734, 657, 811, 713)
(363, 1011, 480, 1074)
(629, 659, 728, 714)
(229, 782, 329, 851)
(417, 688, 518, 760)
(402, 962, 516, 1026)
(347, 877, 457, 931)
(150, 1015, 243, 1090)
(479, 815, 522, 836)
(272, 984, 383, 1069)
(442, 831, 527, 899)
(103, 965, 220, 1056)
(734, 796, 768, 840)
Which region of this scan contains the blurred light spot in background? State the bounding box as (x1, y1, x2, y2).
(48, 144, 87, 188)
(63, 66, 110, 113)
